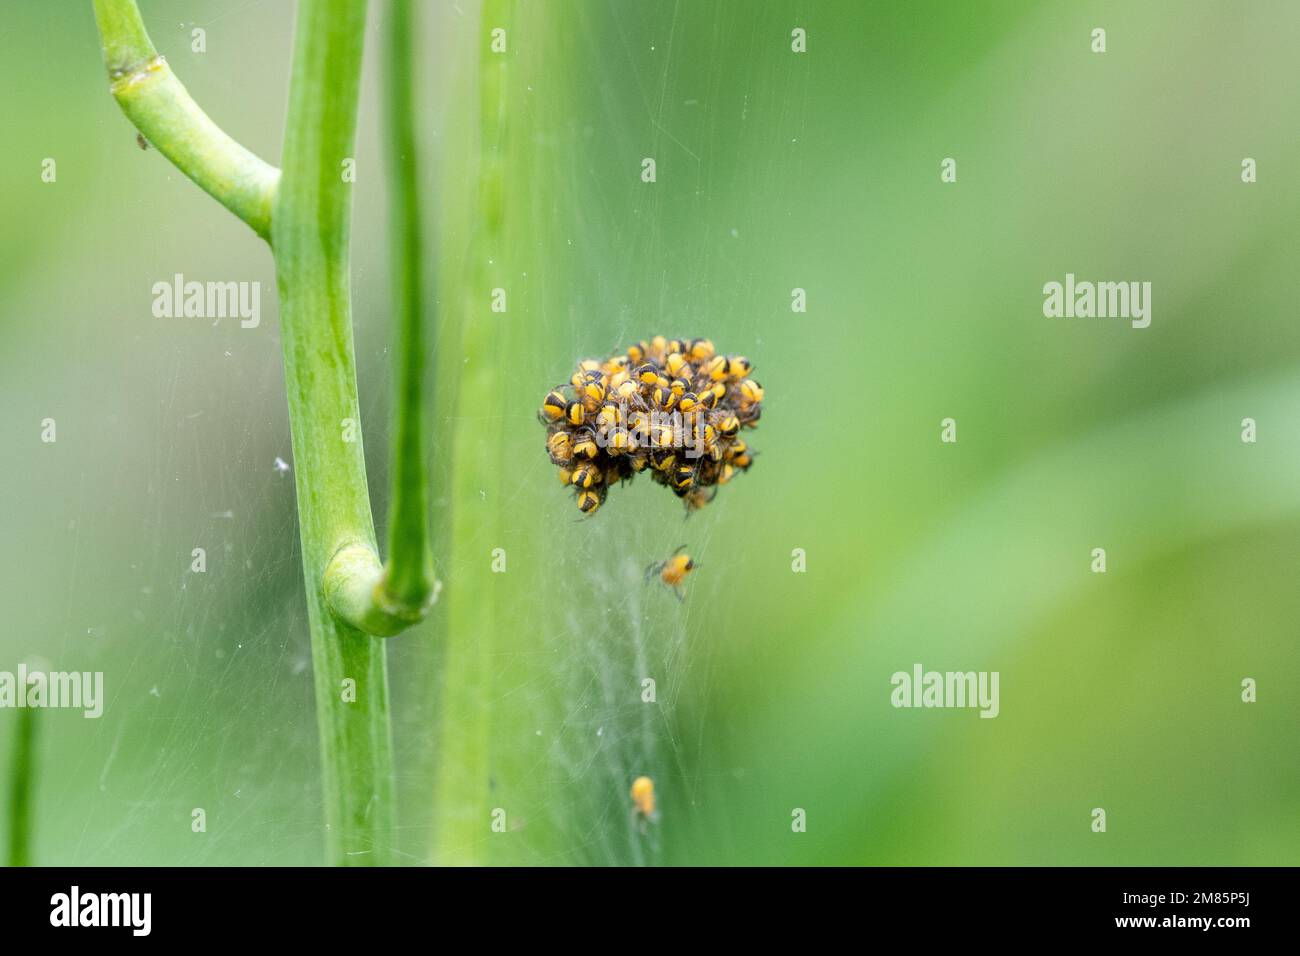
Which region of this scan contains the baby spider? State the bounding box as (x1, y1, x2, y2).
(630, 775, 658, 832)
(645, 545, 698, 601)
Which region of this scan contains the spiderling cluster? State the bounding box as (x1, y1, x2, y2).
(539, 336, 763, 514)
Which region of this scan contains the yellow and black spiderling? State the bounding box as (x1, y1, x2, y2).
(540, 388, 569, 423)
(539, 336, 765, 514)
(646, 545, 699, 600)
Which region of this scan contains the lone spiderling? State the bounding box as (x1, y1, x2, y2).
(646, 545, 698, 601)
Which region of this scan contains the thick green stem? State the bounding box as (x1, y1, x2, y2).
(93, 0, 438, 864)
(6, 708, 37, 867)
(274, 0, 393, 865)
(430, 0, 513, 865)
(91, 0, 279, 239)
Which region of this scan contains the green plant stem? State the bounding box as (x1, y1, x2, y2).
(319, 0, 440, 636)
(430, 0, 513, 865)
(381, 0, 437, 613)
(327, 0, 439, 635)
(94, 0, 439, 865)
(272, 0, 397, 865)
(6, 708, 37, 867)
(91, 0, 279, 239)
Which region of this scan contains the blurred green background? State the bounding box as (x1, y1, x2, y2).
(2, 0, 1298, 865)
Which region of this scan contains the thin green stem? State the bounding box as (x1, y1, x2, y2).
(274, 0, 394, 865)
(381, 0, 437, 614)
(317, 1, 438, 638)
(91, 0, 279, 240)
(325, 0, 439, 635)
(7, 708, 37, 867)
